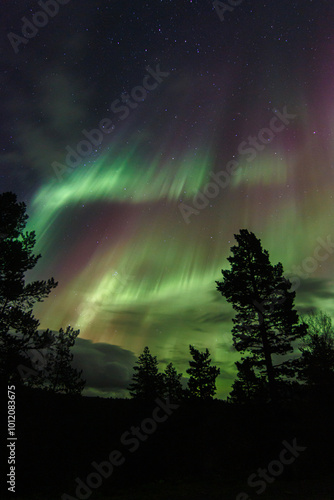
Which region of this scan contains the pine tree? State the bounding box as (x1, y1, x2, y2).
(128, 346, 164, 400)
(0, 192, 57, 385)
(186, 345, 220, 399)
(163, 362, 183, 400)
(216, 229, 307, 403)
(0, 192, 85, 394)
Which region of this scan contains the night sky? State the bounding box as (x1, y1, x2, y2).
(1, 0, 334, 398)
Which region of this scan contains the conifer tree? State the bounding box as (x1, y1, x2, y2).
(0, 192, 85, 394)
(128, 346, 164, 400)
(163, 362, 183, 400)
(216, 229, 307, 403)
(228, 357, 268, 404)
(186, 345, 220, 399)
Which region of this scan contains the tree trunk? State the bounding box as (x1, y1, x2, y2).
(259, 318, 277, 404)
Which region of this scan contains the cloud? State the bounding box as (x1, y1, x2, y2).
(71, 338, 137, 397)
(296, 277, 334, 300)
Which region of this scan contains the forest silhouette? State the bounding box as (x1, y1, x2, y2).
(1, 192, 334, 499)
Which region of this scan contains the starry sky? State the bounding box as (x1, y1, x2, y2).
(1, 0, 334, 398)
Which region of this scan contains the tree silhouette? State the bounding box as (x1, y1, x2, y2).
(0, 192, 84, 394)
(228, 357, 268, 404)
(186, 345, 220, 399)
(216, 229, 307, 403)
(163, 362, 184, 400)
(44, 327, 85, 395)
(128, 346, 164, 400)
(297, 311, 334, 396)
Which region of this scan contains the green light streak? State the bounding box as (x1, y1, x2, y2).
(231, 156, 288, 187)
(27, 146, 213, 242)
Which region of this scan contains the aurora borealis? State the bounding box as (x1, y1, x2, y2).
(2, 0, 334, 398)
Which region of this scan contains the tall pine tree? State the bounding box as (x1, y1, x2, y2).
(216, 229, 307, 403)
(0, 192, 85, 394)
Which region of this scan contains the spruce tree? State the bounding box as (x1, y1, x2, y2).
(163, 362, 183, 400)
(186, 345, 220, 399)
(128, 346, 164, 400)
